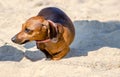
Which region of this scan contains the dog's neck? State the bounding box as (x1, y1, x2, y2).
(36, 39, 51, 43)
(36, 23, 64, 44)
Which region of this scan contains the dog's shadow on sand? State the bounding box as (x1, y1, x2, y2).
(66, 20, 120, 58)
(0, 20, 120, 61)
(0, 45, 24, 61)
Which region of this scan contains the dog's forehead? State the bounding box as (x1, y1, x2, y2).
(25, 17, 44, 29)
(28, 16, 44, 22)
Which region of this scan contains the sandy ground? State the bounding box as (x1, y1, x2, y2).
(0, 0, 120, 77)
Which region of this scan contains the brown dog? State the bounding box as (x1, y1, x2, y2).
(11, 7, 75, 60)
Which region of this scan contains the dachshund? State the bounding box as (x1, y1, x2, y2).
(11, 7, 75, 60)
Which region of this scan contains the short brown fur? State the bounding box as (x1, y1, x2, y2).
(11, 7, 75, 60)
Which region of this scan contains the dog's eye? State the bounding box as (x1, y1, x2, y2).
(25, 28, 32, 34)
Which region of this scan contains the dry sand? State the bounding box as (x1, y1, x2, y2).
(0, 0, 120, 77)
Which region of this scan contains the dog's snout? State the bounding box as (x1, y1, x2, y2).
(11, 36, 16, 43)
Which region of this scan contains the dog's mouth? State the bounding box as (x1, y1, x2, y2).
(20, 40, 30, 44)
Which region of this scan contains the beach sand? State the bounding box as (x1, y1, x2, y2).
(0, 0, 120, 77)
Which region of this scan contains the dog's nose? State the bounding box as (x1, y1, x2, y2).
(11, 36, 16, 43)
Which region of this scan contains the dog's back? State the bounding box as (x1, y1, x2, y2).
(38, 7, 67, 24)
(37, 7, 75, 44)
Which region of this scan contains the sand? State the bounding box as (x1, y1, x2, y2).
(0, 0, 120, 77)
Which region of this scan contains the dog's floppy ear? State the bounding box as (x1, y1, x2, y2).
(47, 20, 58, 43)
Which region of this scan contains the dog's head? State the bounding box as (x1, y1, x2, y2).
(11, 16, 64, 44)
